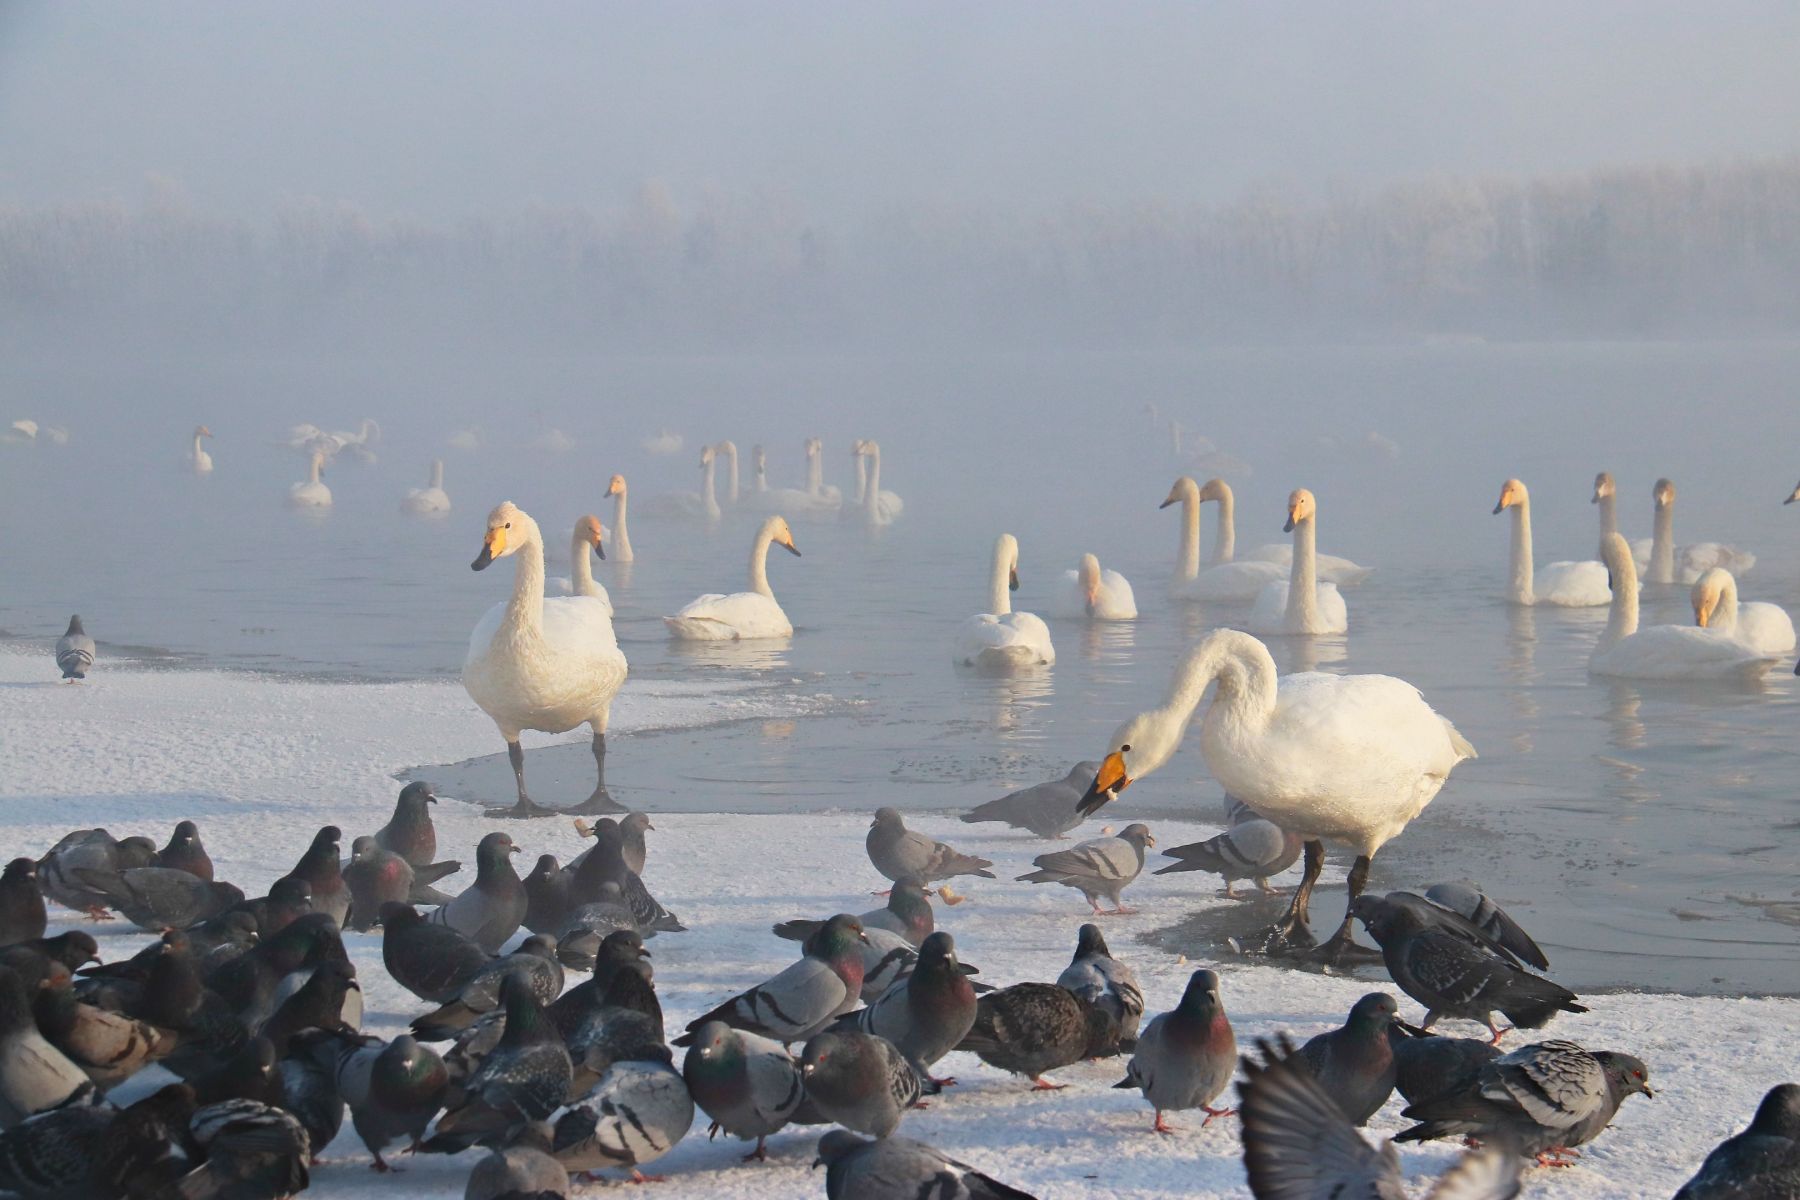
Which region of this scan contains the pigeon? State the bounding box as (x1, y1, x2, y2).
(1423, 881, 1549, 971)
(429, 832, 528, 954)
(0, 965, 95, 1127)
(1388, 1028, 1502, 1106)
(374, 782, 463, 904)
(226, 877, 312, 940)
(1055, 923, 1143, 1054)
(866, 808, 995, 887)
(424, 973, 573, 1152)
(465, 1121, 568, 1200)
(800, 1030, 926, 1139)
(205, 912, 349, 1031)
(54, 615, 95, 681)
(1674, 1083, 1800, 1200)
(380, 902, 493, 1004)
(1295, 992, 1399, 1126)
(12, 931, 99, 974)
(523, 854, 574, 935)
(71, 866, 241, 933)
(1115, 968, 1237, 1132)
(617, 812, 655, 876)
(0, 860, 48, 947)
(193, 1038, 285, 1108)
(1396, 1038, 1654, 1165)
(257, 958, 358, 1055)
(170, 1099, 310, 1200)
(842, 932, 977, 1083)
(774, 881, 936, 949)
(0, 1083, 198, 1200)
(550, 931, 655, 1048)
(412, 935, 564, 1041)
(279, 825, 350, 929)
(1015, 823, 1154, 914)
(295, 1028, 447, 1171)
(341, 837, 414, 932)
(1154, 797, 1304, 898)
(125, 939, 251, 1083)
(681, 1021, 808, 1161)
(960, 762, 1101, 839)
(813, 1130, 1040, 1199)
(673, 914, 868, 1048)
(958, 982, 1098, 1090)
(553, 884, 641, 968)
(563, 969, 667, 1097)
(157, 822, 215, 882)
(38, 830, 157, 919)
(1353, 892, 1585, 1042)
(552, 1057, 695, 1182)
(275, 1035, 345, 1168)
(1238, 1035, 1521, 1200)
(33, 978, 178, 1090)
(566, 821, 683, 936)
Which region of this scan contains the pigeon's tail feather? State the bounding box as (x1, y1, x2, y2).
(1422, 1142, 1522, 1200)
(1013, 869, 1061, 884)
(771, 918, 822, 942)
(412, 861, 462, 886)
(1153, 834, 1241, 876)
(1497, 979, 1586, 1030)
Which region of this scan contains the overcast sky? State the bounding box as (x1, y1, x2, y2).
(2, 1, 1797, 219)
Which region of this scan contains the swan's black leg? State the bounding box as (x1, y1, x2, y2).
(488, 740, 554, 819)
(1303, 853, 1380, 965)
(1237, 839, 1322, 955)
(561, 731, 627, 816)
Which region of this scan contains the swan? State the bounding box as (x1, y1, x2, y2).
(330, 417, 381, 463)
(850, 440, 869, 507)
(744, 444, 815, 515)
(805, 437, 843, 506)
(1493, 478, 1608, 606)
(1242, 542, 1371, 585)
(550, 515, 613, 616)
(1163, 477, 1284, 601)
(1787, 480, 1800, 506)
(401, 459, 451, 516)
(953, 534, 1055, 667)
(1052, 553, 1137, 620)
(1075, 628, 1475, 961)
(1246, 489, 1348, 635)
(664, 515, 802, 640)
(715, 440, 741, 507)
(186, 425, 213, 474)
(288, 449, 331, 508)
(1592, 472, 1651, 569)
(1588, 533, 1775, 681)
(1642, 478, 1755, 584)
(4, 418, 38, 444)
(464, 502, 629, 817)
(604, 474, 635, 562)
(852, 440, 904, 526)
(1691, 567, 1795, 656)
(639, 444, 721, 521)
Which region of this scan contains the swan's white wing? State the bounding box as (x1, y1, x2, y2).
(666, 591, 790, 639)
(1591, 624, 1774, 681)
(1183, 560, 1284, 601)
(1097, 569, 1138, 619)
(1734, 601, 1796, 655)
(1245, 580, 1289, 633)
(1048, 570, 1090, 619)
(953, 613, 1053, 665)
(1001, 612, 1055, 663)
(1533, 559, 1610, 607)
(1314, 582, 1349, 633)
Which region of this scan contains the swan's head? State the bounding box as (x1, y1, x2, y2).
(752, 444, 766, 466)
(1196, 478, 1230, 503)
(605, 473, 627, 498)
(1283, 488, 1317, 532)
(1158, 476, 1199, 509)
(1653, 478, 1676, 508)
(858, 439, 880, 457)
(715, 439, 736, 456)
(765, 516, 802, 556)
(1691, 568, 1733, 627)
(805, 436, 822, 458)
(849, 439, 865, 457)
(1786, 480, 1800, 505)
(194, 425, 212, 438)
(576, 514, 606, 561)
(1075, 743, 1133, 818)
(1079, 553, 1102, 609)
(473, 501, 530, 571)
(359, 418, 381, 442)
(997, 533, 1020, 590)
(700, 444, 715, 467)
(1592, 471, 1615, 503)
(1493, 478, 1528, 515)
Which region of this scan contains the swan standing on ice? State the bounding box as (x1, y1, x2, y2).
(186, 425, 213, 474)
(1076, 628, 1475, 961)
(1163, 477, 1282, 601)
(604, 475, 634, 562)
(664, 516, 802, 640)
(464, 502, 629, 818)
(288, 449, 332, 508)
(1052, 554, 1137, 620)
(1246, 490, 1348, 635)
(550, 516, 612, 616)
(953, 534, 1055, 667)
(1642, 477, 1754, 584)
(852, 440, 903, 526)
(1692, 568, 1795, 655)
(401, 460, 451, 516)
(1493, 478, 1608, 607)
(1589, 533, 1774, 681)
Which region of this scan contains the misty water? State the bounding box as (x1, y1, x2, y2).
(4, 341, 1798, 996)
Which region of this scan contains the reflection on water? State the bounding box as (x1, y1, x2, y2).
(1074, 618, 1137, 664)
(665, 635, 793, 673)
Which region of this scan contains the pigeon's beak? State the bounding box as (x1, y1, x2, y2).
(1146, 834, 1157, 847)
(1642, 1085, 1656, 1099)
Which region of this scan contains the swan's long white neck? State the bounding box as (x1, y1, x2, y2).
(308, 453, 324, 485)
(749, 525, 780, 599)
(429, 460, 444, 490)
(1507, 498, 1535, 605)
(1596, 491, 1618, 542)
(1210, 484, 1236, 565)
(570, 531, 597, 597)
(718, 443, 739, 504)
(1173, 483, 1201, 581)
(853, 451, 868, 505)
(1134, 631, 1277, 778)
(611, 488, 634, 561)
(753, 455, 768, 493)
(1649, 502, 1675, 584)
(193, 430, 207, 457)
(863, 445, 883, 518)
(807, 444, 824, 496)
(988, 538, 1013, 616)
(503, 520, 547, 641)
(1285, 514, 1320, 627)
(1600, 543, 1639, 651)
(1714, 573, 1741, 631)
(701, 456, 720, 520)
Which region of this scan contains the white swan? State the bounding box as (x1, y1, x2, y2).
(1592, 472, 1651, 569)
(1236, 483, 1370, 585)
(1692, 567, 1795, 656)
(850, 441, 869, 507)
(1052, 553, 1137, 620)
(464, 502, 629, 817)
(330, 418, 381, 463)
(186, 425, 213, 474)
(604, 474, 635, 562)
(4, 418, 39, 444)
(1642, 477, 1755, 584)
(1077, 628, 1474, 960)
(1163, 477, 1284, 601)
(664, 516, 802, 640)
(401, 459, 451, 516)
(639, 444, 721, 521)
(1589, 533, 1774, 681)
(550, 516, 613, 616)
(852, 440, 904, 526)
(715, 440, 741, 507)
(953, 534, 1054, 667)
(288, 449, 331, 508)
(1493, 478, 1608, 607)
(744, 444, 815, 515)
(805, 437, 843, 507)
(1246, 489, 1348, 635)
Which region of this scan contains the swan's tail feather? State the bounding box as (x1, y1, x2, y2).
(1441, 718, 1477, 762)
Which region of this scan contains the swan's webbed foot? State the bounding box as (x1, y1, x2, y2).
(487, 796, 556, 820)
(1298, 924, 1381, 967)
(1234, 915, 1316, 957)
(560, 788, 628, 816)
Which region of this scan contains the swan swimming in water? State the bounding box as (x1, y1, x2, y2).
(1493, 478, 1608, 607)
(604, 474, 634, 562)
(186, 425, 213, 475)
(744, 444, 815, 515)
(1163, 477, 1284, 601)
(464, 502, 629, 818)
(851, 440, 903, 526)
(715, 440, 741, 507)
(1642, 477, 1754, 584)
(953, 534, 1054, 667)
(640, 444, 721, 521)
(401, 460, 451, 516)
(550, 515, 613, 616)
(1051, 554, 1137, 620)
(1246, 489, 1348, 635)
(1691, 567, 1794, 656)
(665, 516, 802, 640)
(1076, 628, 1474, 961)
(1589, 533, 1775, 681)
(288, 449, 332, 508)
(806, 437, 843, 507)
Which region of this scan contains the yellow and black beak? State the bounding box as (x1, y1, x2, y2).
(594, 538, 606, 561)
(1075, 747, 1133, 818)
(782, 538, 802, 558)
(1283, 510, 1297, 533)
(472, 526, 506, 571)
(1008, 567, 1019, 591)
(1158, 495, 1177, 510)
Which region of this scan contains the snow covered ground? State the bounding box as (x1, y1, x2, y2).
(1, 643, 1793, 1197)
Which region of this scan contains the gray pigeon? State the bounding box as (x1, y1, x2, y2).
(379, 903, 493, 1005)
(428, 832, 528, 954)
(279, 825, 351, 928)
(1353, 892, 1585, 1042)
(412, 935, 564, 1041)
(1674, 1083, 1800, 1200)
(1423, 881, 1549, 971)
(681, 1021, 808, 1161)
(523, 854, 574, 936)
(563, 970, 667, 1098)
(814, 1130, 1040, 1199)
(552, 1057, 694, 1182)
(1155, 797, 1303, 898)
(799, 1030, 924, 1139)
(373, 782, 462, 904)
(423, 973, 573, 1153)
(0, 860, 47, 948)
(554, 883, 640, 969)
(168, 1099, 310, 1200)
(866, 809, 995, 888)
(0, 1098, 121, 1197)
(70, 866, 242, 933)
(1016, 823, 1154, 914)
(960, 762, 1100, 839)
(674, 915, 870, 1048)
(617, 812, 654, 876)
(275, 1036, 345, 1168)
(774, 881, 935, 949)
(465, 1121, 567, 1200)
(342, 837, 414, 932)
(566, 820, 684, 935)
(1295, 992, 1398, 1126)
(957, 982, 1097, 1090)
(1115, 969, 1237, 1132)
(54, 615, 94, 681)
(38, 830, 157, 918)
(1396, 1038, 1654, 1164)
(850, 926, 924, 1004)
(1388, 1029, 1501, 1107)
(1239, 1035, 1521, 1200)
(1055, 923, 1144, 1054)
(843, 932, 977, 1083)
(296, 1028, 448, 1171)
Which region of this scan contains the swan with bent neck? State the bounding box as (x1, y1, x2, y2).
(1493, 478, 1608, 606)
(402, 459, 451, 516)
(1246, 489, 1348, 635)
(1589, 532, 1773, 680)
(186, 425, 213, 474)
(603, 474, 634, 562)
(1692, 567, 1795, 655)
(1163, 477, 1283, 600)
(1052, 553, 1137, 620)
(288, 449, 331, 508)
(953, 533, 1054, 666)
(665, 516, 803, 640)
(463, 502, 629, 818)
(1076, 628, 1474, 961)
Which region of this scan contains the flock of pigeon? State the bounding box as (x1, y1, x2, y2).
(0, 779, 1793, 1200)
